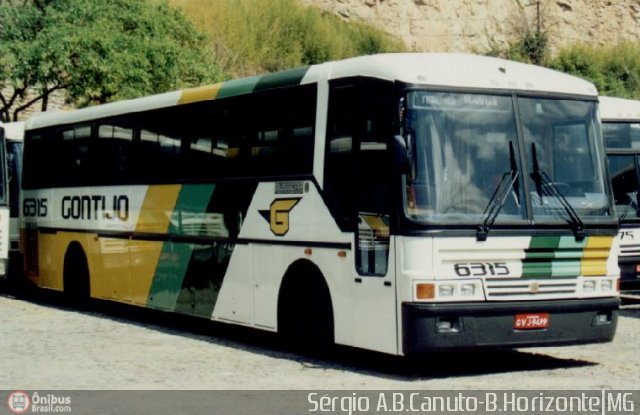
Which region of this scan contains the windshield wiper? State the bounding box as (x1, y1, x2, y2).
(530, 143, 585, 241)
(477, 141, 520, 241)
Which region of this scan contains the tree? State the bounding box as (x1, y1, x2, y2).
(0, 0, 222, 121)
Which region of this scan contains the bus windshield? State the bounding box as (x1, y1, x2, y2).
(604, 122, 640, 221)
(405, 91, 612, 226)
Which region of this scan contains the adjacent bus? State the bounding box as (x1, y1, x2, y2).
(601, 96, 640, 288)
(0, 123, 8, 280)
(21, 53, 620, 355)
(4, 122, 24, 282)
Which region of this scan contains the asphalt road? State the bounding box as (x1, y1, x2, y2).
(1, 290, 639, 390)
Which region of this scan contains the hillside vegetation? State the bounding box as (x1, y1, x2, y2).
(175, 0, 639, 99)
(170, 0, 405, 78)
(549, 42, 640, 99)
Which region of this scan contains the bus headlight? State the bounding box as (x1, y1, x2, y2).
(600, 279, 614, 292)
(583, 280, 596, 293)
(438, 285, 454, 297)
(414, 280, 485, 302)
(460, 283, 476, 296)
(579, 277, 619, 297)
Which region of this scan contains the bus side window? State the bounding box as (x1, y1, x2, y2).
(139, 108, 183, 182)
(96, 121, 134, 183)
(326, 79, 394, 276)
(325, 83, 358, 231)
(60, 124, 93, 185)
(356, 82, 393, 277)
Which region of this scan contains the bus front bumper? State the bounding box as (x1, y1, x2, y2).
(402, 298, 619, 355)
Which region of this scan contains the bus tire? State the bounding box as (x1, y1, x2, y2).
(277, 261, 334, 354)
(63, 243, 90, 307)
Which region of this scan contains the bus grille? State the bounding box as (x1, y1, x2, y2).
(484, 277, 578, 300)
(619, 244, 640, 257)
(436, 235, 613, 301)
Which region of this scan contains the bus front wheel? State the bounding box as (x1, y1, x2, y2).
(277, 263, 334, 354)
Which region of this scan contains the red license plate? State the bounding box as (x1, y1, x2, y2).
(514, 313, 549, 330)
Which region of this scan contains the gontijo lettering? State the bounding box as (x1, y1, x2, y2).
(61, 195, 129, 221)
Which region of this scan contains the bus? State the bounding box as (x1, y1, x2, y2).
(600, 96, 640, 289)
(21, 53, 620, 355)
(0, 123, 8, 282)
(4, 122, 24, 282)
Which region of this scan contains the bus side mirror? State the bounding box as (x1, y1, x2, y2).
(393, 134, 411, 174)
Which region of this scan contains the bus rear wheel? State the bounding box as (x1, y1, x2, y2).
(63, 244, 90, 307)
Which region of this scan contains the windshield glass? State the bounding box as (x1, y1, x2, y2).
(604, 122, 640, 221)
(603, 122, 640, 149)
(519, 97, 611, 221)
(405, 91, 525, 223)
(404, 91, 613, 225)
(607, 153, 640, 220)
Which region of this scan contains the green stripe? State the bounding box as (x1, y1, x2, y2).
(551, 259, 582, 277)
(147, 242, 194, 311)
(146, 184, 216, 311)
(523, 236, 559, 278)
(217, 76, 261, 99)
(558, 236, 587, 249)
(254, 67, 309, 92)
(528, 236, 561, 250)
(216, 66, 309, 100)
(169, 183, 216, 234)
(523, 236, 588, 278)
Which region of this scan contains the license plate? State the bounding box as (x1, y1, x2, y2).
(514, 313, 549, 330)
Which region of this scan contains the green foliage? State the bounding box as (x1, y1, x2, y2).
(172, 0, 405, 77)
(511, 31, 548, 65)
(549, 42, 640, 99)
(0, 0, 222, 120)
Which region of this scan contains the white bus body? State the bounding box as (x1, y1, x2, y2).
(22, 54, 619, 355)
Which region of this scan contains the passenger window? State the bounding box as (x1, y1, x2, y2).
(247, 85, 315, 176)
(138, 109, 183, 182)
(97, 121, 134, 182)
(61, 124, 94, 185)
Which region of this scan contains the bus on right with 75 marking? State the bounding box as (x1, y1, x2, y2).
(601, 96, 640, 289)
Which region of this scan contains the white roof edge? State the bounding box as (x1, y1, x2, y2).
(26, 53, 598, 130)
(26, 90, 182, 130)
(0, 121, 25, 140)
(599, 95, 640, 121)
(320, 53, 597, 96)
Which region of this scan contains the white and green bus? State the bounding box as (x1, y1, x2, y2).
(600, 96, 640, 288)
(22, 53, 620, 355)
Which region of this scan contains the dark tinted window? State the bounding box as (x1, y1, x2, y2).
(23, 84, 317, 188)
(96, 120, 134, 183)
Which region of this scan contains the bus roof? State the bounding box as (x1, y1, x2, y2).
(26, 53, 598, 130)
(599, 96, 640, 121)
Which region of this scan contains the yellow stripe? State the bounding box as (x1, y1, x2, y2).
(129, 185, 182, 304)
(581, 236, 613, 276)
(178, 83, 223, 105)
(135, 185, 181, 233)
